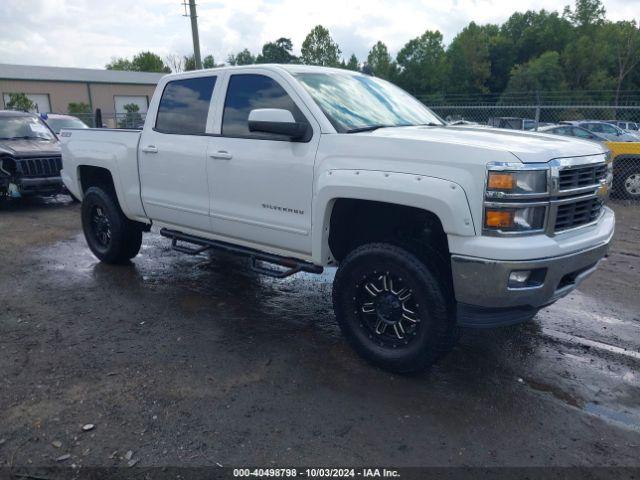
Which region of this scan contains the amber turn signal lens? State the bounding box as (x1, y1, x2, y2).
(485, 210, 514, 228)
(487, 172, 515, 190)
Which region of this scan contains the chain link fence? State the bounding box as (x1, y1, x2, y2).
(62, 103, 640, 202)
(429, 104, 640, 202)
(72, 112, 147, 129)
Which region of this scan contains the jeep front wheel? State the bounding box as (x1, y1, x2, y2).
(332, 243, 457, 373)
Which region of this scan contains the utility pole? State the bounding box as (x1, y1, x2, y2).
(183, 0, 202, 69)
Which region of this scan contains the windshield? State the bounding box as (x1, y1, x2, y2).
(46, 117, 88, 133)
(294, 72, 443, 132)
(0, 115, 56, 140)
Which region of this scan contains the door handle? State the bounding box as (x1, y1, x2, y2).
(142, 145, 158, 154)
(209, 151, 233, 160)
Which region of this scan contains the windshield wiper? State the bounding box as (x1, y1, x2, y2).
(345, 125, 393, 133)
(346, 123, 443, 133)
(415, 122, 443, 127)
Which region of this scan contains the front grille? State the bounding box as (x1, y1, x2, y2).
(555, 197, 603, 231)
(16, 156, 62, 178)
(558, 164, 607, 190)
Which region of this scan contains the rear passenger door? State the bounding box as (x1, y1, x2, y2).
(206, 71, 320, 256)
(139, 75, 217, 233)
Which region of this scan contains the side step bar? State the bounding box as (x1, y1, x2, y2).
(159, 228, 323, 279)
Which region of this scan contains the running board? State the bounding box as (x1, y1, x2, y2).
(159, 228, 323, 279)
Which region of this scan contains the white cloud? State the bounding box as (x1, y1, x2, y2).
(0, 0, 638, 68)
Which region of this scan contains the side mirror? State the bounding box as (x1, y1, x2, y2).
(248, 109, 309, 141)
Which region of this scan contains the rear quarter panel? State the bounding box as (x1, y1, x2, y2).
(60, 129, 146, 220)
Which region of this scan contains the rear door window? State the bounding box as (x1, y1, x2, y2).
(155, 76, 216, 135)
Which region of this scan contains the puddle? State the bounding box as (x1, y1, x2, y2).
(584, 403, 640, 432)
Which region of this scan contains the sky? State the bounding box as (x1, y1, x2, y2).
(0, 0, 638, 69)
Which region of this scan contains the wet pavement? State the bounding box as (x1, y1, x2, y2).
(1, 196, 640, 470)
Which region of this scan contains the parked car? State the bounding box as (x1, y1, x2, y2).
(488, 117, 538, 130)
(0, 110, 64, 200)
(539, 124, 640, 199)
(560, 120, 640, 142)
(604, 120, 639, 133)
(61, 65, 614, 372)
(42, 113, 89, 134)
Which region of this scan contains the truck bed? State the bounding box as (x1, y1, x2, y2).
(60, 128, 147, 220)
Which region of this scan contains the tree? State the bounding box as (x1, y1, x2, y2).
(602, 21, 640, 105)
(164, 53, 185, 72)
(5, 93, 35, 112)
(67, 102, 92, 126)
(561, 33, 610, 91)
(106, 51, 171, 73)
(203, 54, 216, 69)
(502, 51, 567, 97)
(345, 54, 359, 71)
(256, 38, 296, 64)
(119, 103, 143, 128)
(184, 54, 198, 71)
(366, 41, 398, 80)
(564, 0, 606, 29)
(105, 57, 134, 71)
(445, 22, 491, 94)
(227, 49, 255, 66)
(301, 25, 341, 66)
(395, 31, 445, 94)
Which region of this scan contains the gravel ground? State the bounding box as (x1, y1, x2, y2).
(0, 196, 639, 476)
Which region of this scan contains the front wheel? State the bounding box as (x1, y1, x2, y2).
(81, 187, 142, 264)
(332, 243, 457, 373)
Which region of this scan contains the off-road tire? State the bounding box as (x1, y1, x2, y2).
(332, 242, 457, 373)
(81, 187, 142, 264)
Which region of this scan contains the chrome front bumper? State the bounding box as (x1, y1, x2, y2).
(451, 241, 610, 311)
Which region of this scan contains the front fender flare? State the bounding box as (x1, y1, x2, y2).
(312, 169, 476, 264)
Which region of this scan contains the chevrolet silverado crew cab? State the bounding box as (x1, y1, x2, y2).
(60, 65, 615, 372)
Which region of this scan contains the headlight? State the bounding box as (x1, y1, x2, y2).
(487, 170, 547, 195)
(484, 206, 546, 232)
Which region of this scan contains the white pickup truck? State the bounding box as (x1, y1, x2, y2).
(61, 65, 615, 372)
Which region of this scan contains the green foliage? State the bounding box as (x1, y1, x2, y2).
(150, 0, 639, 103)
(184, 54, 197, 71)
(227, 49, 256, 66)
(345, 54, 359, 71)
(5, 93, 35, 112)
(203, 55, 216, 69)
(445, 22, 491, 94)
(256, 38, 296, 64)
(367, 41, 399, 80)
(106, 51, 171, 73)
(564, 0, 606, 29)
(395, 32, 443, 91)
(502, 51, 567, 98)
(119, 103, 143, 129)
(301, 25, 341, 67)
(67, 102, 91, 115)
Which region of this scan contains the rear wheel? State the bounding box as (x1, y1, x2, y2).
(81, 187, 142, 264)
(332, 243, 457, 373)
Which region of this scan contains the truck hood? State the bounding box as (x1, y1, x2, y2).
(364, 125, 607, 163)
(0, 138, 61, 157)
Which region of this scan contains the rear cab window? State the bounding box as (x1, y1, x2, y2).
(155, 76, 216, 135)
